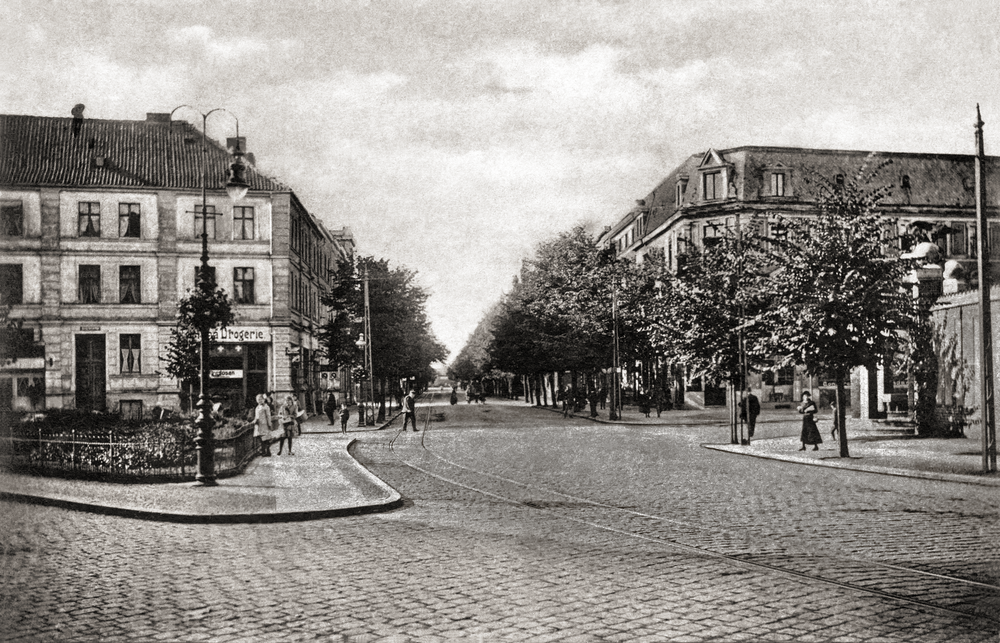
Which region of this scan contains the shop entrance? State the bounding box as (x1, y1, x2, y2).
(207, 343, 268, 417)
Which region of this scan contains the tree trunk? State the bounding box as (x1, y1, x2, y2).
(837, 370, 850, 458)
(377, 378, 386, 422)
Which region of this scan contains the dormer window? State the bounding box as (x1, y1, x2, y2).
(703, 170, 723, 201)
(835, 174, 845, 187)
(901, 175, 911, 190)
(771, 172, 786, 197)
(676, 178, 688, 207)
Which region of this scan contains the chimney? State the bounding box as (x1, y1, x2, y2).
(146, 113, 171, 123)
(227, 137, 246, 155)
(71, 103, 85, 136)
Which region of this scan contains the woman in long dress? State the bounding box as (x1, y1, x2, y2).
(797, 391, 823, 451)
(253, 394, 273, 457)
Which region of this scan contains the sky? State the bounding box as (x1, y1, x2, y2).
(4, 0, 1000, 362)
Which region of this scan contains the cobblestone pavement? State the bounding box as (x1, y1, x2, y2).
(1, 396, 998, 642)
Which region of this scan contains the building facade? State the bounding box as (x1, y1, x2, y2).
(0, 109, 354, 418)
(600, 146, 1000, 413)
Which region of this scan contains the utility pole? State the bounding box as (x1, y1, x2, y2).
(975, 105, 998, 473)
(363, 266, 375, 425)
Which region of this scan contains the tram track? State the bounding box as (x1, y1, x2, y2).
(377, 390, 1000, 625)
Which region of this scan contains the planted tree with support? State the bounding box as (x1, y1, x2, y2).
(753, 157, 914, 458)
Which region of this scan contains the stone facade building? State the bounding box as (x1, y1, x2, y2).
(0, 109, 354, 417)
(600, 145, 1000, 415)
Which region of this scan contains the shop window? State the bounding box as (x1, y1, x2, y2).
(79, 265, 101, 303)
(78, 201, 101, 237)
(120, 334, 141, 374)
(234, 267, 255, 304)
(194, 204, 217, 240)
(118, 203, 140, 238)
(119, 265, 141, 304)
(0, 265, 23, 305)
(1, 200, 23, 237)
(233, 206, 255, 240)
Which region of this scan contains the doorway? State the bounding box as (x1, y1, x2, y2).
(76, 334, 106, 411)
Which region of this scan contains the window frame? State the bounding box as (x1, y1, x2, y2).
(0, 200, 24, 237)
(119, 265, 141, 304)
(702, 170, 722, 201)
(771, 172, 786, 197)
(233, 267, 256, 304)
(79, 265, 101, 303)
(0, 264, 23, 305)
(194, 204, 218, 240)
(118, 203, 141, 238)
(233, 205, 255, 240)
(78, 201, 101, 237)
(119, 334, 141, 374)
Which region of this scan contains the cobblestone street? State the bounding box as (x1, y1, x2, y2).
(1, 398, 998, 641)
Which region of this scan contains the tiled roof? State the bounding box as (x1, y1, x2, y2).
(0, 114, 285, 192)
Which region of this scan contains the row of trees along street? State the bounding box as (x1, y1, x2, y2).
(454, 157, 933, 458)
(318, 255, 447, 421)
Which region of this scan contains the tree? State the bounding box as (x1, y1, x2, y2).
(753, 157, 914, 457)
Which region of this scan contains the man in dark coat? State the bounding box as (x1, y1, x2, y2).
(402, 389, 418, 431)
(739, 388, 761, 440)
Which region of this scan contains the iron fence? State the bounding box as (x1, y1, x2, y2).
(0, 419, 258, 482)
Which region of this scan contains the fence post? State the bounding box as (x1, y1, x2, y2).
(72, 429, 77, 471)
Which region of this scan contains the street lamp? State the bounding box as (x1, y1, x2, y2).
(355, 334, 368, 427)
(170, 105, 249, 486)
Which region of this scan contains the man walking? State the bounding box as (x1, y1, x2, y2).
(402, 389, 418, 432)
(739, 388, 761, 443)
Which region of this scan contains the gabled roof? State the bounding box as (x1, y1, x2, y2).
(699, 148, 727, 168)
(0, 113, 285, 192)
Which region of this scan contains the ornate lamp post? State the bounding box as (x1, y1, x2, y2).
(170, 105, 250, 486)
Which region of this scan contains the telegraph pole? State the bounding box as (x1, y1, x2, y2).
(975, 105, 998, 473)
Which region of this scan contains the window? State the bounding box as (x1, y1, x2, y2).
(990, 222, 1000, 260)
(1, 200, 23, 237)
(79, 265, 101, 303)
(0, 265, 23, 305)
(676, 180, 688, 207)
(233, 206, 255, 240)
(702, 171, 722, 200)
(119, 266, 141, 304)
(951, 222, 967, 256)
(234, 267, 255, 304)
(118, 203, 140, 238)
(194, 204, 217, 240)
(771, 172, 786, 197)
(78, 202, 101, 237)
(194, 266, 216, 288)
(120, 334, 141, 374)
(120, 400, 143, 421)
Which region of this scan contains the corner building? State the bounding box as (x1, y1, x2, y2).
(600, 146, 1000, 416)
(0, 109, 354, 417)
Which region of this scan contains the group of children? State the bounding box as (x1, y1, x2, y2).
(252, 392, 302, 456)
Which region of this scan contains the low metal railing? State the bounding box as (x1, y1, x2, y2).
(0, 420, 258, 482)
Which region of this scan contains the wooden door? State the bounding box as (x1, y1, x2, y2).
(75, 335, 106, 411)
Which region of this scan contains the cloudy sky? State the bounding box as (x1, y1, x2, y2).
(4, 0, 1000, 360)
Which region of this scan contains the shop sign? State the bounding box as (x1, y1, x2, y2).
(209, 369, 244, 379)
(210, 327, 270, 343)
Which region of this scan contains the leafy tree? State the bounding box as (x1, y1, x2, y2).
(753, 157, 914, 457)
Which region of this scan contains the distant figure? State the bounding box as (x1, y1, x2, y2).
(599, 386, 607, 410)
(653, 387, 665, 418)
(450, 387, 458, 405)
(797, 391, 822, 451)
(587, 388, 598, 418)
(339, 400, 350, 433)
(402, 389, 418, 431)
(324, 391, 337, 425)
(739, 388, 761, 441)
(560, 386, 570, 417)
(253, 394, 273, 457)
(638, 388, 651, 418)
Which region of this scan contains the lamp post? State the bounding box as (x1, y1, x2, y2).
(170, 105, 249, 486)
(355, 334, 368, 427)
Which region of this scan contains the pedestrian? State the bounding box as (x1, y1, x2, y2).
(598, 386, 607, 410)
(587, 388, 599, 418)
(253, 393, 273, 457)
(560, 386, 570, 417)
(450, 387, 458, 405)
(638, 388, 651, 418)
(739, 388, 761, 442)
(653, 386, 664, 418)
(466, 383, 475, 404)
(339, 399, 350, 433)
(324, 391, 337, 425)
(402, 389, 418, 431)
(277, 395, 296, 455)
(797, 391, 822, 451)
(288, 394, 303, 436)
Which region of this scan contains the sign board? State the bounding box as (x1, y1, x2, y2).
(210, 327, 271, 343)
(209, 369, 244, 379)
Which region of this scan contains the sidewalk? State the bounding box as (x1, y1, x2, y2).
(542, 402, 1000, 486)
(0, 411, 403, 523)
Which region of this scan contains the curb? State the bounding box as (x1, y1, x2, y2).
(0, 413, 408, 524)
(703, 441, 1000, 487)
